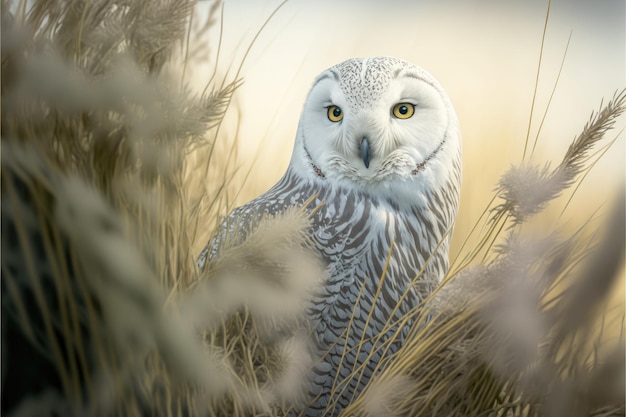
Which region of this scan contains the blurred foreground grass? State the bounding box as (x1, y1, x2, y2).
(1, 1, 624, 416)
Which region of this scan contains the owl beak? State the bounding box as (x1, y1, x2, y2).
(360, 137, 371, 168)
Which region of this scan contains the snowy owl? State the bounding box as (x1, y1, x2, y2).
(198, 56, 462, 416)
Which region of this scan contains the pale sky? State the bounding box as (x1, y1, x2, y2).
(190, 0, 625, 219)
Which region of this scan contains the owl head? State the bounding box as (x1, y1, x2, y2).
(290, 57, 461, 204)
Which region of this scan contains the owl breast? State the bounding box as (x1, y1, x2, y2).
(302, 175, 451, 416)
(200, 164, 458, 416)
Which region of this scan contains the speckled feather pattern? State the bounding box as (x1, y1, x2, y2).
(330, 57, 399, 108)
(198, 57, 462, 416)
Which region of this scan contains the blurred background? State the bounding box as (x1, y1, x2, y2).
(190, 0, 624, 251)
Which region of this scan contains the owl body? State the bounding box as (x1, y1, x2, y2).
(199, 57, 461, 416)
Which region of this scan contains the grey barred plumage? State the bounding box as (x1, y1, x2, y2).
(198, 56, 462, 416)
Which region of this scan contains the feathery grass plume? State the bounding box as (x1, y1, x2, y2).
(0, 142, 236, 416)
(191, 206, 323, 416)
(341, 91, 625, 417)
(450, 89, 626, 275)
(2, 0, 322, 415)
(495, 90, 626, 226)
(551, 187, 625, 337)
(192, 206, 322, 329)
(2, 1, 246, 415)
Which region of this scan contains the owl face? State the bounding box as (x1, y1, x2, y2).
(293, 57, 460, 196)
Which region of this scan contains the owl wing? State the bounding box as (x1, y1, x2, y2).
(197, 173, 309, 271)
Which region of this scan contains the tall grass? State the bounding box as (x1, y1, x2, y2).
(1, 1, 624, 417)
(2, 1, 315, 415)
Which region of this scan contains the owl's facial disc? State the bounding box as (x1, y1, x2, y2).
(299, 57, 451, 186)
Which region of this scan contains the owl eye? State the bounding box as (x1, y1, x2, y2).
(327, 105, 343, 122)
(392, 103, 415, 119)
